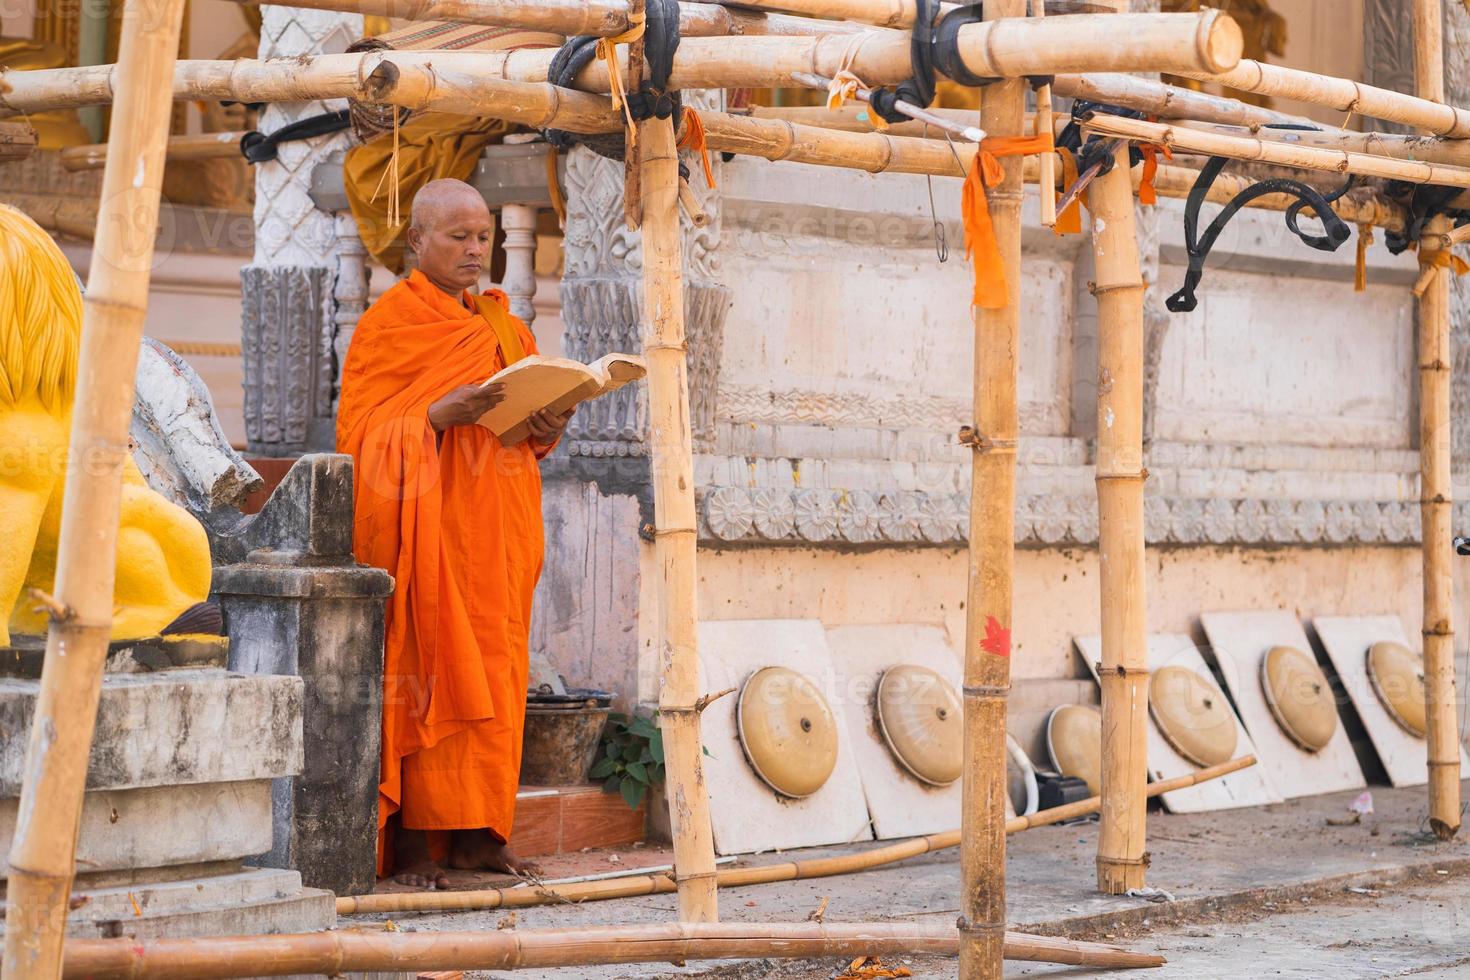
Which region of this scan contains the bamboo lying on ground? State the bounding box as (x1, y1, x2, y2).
(1081, 111, 1470, 188)
(0, 10, 1244, 116)
(60, 923, 1165, 978)
(234, 0, 867, 36)
(1412, 0, 1462, 842)
(1179, 57, 1470, 138)
(1, 0, 187, 976)
(961, 3, 1026, 969)
(60, 130, 247, 171)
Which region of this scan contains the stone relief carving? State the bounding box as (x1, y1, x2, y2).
(241, 266, 335, 455)
(698, 487, 1438, 548)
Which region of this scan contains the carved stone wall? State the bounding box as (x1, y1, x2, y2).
(242, 6, 363, 456)
(558, 135, 731, 459)
(1442, 3, 1470, 467)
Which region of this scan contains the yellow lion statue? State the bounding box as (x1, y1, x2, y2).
(0, 204, 212, 646)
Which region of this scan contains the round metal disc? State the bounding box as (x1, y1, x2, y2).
(1260, 645, 1338, 753)
(1046, 704, 1102, 795)
(736, 666, 839, 798)
(875, 665, 963, 786)
(1367, 640, 1427, 738)
(1149, 666, 1238, 768)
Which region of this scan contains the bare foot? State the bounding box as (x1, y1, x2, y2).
(391, 828, 450, 889)
(448, 829, 543, 876)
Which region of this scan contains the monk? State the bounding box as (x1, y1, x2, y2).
(337, 178, 573, 885)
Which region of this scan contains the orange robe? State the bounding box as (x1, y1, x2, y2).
(336, 269, 550, 875)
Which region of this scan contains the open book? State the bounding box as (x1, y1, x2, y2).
(475, 353, 647, 446)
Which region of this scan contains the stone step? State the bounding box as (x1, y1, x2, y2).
(0, 780, 273, 879)
(0, 669, 302, 797)
(0, 634, 229, 679)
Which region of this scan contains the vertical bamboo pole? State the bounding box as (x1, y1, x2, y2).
(960, 1, 1025, 977)
(1091, 141, 1150, 892)
(1035, 0, 1057, 228)
(640, 113, 720, 920)
(1, 0, 186, 974)
(1414, 0, 1461, 841)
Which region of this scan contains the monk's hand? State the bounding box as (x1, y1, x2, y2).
(527, 407, 574, 448)
(428, 382, 506, 432)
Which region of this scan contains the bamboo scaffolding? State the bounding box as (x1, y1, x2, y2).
(1179, 57, 1470, 139)
(234, 0, 868, 37)
(60, 130, 247, 171)
(961, 3, 1025, 977)
(640, 113, 720, 920)
(1080, 112, 1470, 188)
(332, 755, 1255, 917)
(58, 922, 1165, 978)
(1413, 0, 1462, 842)
(693, 0, 1127, 27)
(0, 10, 1244, 115)
(0, 0, 187, 975)
(1091, 137, 1149, 895)
(1035, 0, 1056, 227)
(1052, 72, 1333, 132)
(0, 119, 37, 161)
(1173, 121, 1470, 169)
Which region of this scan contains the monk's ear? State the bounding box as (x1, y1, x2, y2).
(405, 224, 423, 256)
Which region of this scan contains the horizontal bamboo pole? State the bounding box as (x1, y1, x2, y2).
(233, 0, 867, 37)
(61, 130, 247, 171)
(694, 0, 1127, 26)
(1175, 120, 1470, 168)
(60, 923, 1164, 978)
(0, 11, 1243, 116)
(1082, 111, 1470, 188)
(1053, 72, 1333, 132)
(337, 755, 1256, 916)
(1179, 59, 1470, 138)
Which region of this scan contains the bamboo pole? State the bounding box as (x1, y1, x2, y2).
(692, 0, 1126, 27)
(1413, 0, 1461, 842)
(961, 3, 1025, 977)
(1053, 72, 1332, 132)
(1173, 121, 1470, 168)
(0, 119, 38, 161)
(1178, 58, 1470, 138)
(331, 755, 1257, 916)
(1035, 0, 1056, 227)
(0, 10, 1245, 115)
(1, 0, 187, 975)
(233, 0, 868, 37)
(640, 113, 719, 921)
(60, 130, 247, 171)
(1091, 137, 1150, 895)
(58, 923, 1165, 978)
(1080, 112, 1470, 188)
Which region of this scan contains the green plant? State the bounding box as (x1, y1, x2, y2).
(591, 712, 665, 809)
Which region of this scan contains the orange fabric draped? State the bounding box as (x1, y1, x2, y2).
(1137, 142, 1173, 206)
(962, 133, 1055, 309)
(337, 269, 549, 876)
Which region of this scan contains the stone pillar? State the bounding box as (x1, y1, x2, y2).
(534, 102, 730, 707)
(241, 7, 363, 456)
(212, 454, 393, 898)
(500, 203, 540, 325)
(331, 211, 371, 409)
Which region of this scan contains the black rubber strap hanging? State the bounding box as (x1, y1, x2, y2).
(240, 109, 353, 164)
(869, 0, 943, 124)
(1166, 149, 1353, 313)
(544, 0, 682, 162)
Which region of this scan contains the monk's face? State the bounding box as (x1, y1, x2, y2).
(408, 197, 494, 296)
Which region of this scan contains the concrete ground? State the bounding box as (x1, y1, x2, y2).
(341, 781, 1470, 978)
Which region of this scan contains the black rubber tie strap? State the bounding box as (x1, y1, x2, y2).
(240, 109, 353, 164)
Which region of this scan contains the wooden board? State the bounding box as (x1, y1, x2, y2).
(824, 624, 963, 839)
(1312, 615, 1470, 787)
(697, 619, 873, 855)
(1075, 634, 1282, 812)
(1199, 611, 1365, 799)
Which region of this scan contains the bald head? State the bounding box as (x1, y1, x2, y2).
(406, 179, 493, 297)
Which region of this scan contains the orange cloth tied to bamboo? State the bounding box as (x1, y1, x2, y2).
(1137, 142, 1173, 206)
(337, 269, 553, 876)
(676, 107, 717, 188)
(1420, 246, 1470, 278)
(962, 133, 1055, 309)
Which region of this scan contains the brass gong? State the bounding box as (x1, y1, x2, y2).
(875, 665, 963, 786)
(1046, 703, 1103, 795)
(1366, 640, 1427, 738)
(1260, 645, 1338, 753)
(1149, 666, 1238, 768)
(736, 666, 840, 798)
